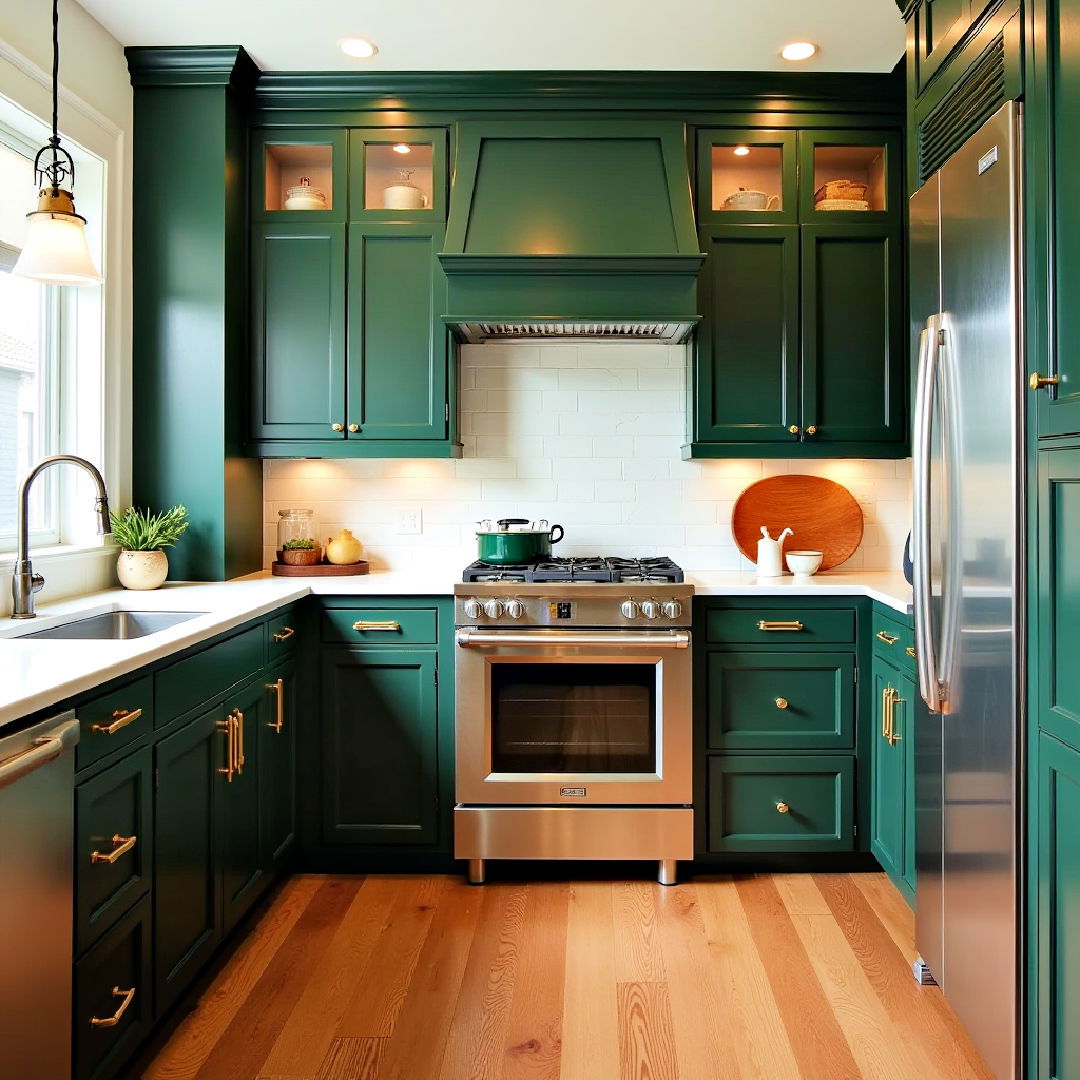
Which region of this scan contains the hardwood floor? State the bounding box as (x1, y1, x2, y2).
(140, 872, 995, 1080)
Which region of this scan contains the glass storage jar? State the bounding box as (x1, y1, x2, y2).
(277, 508, 321, 560)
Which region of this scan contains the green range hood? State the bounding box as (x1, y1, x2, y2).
(439, 121, 705, 344)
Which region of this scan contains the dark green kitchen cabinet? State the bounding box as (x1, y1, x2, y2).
(261, 659, 299, 872)
(250, 223, 346, 441)
(1035, 732, 1080, 1080)
(321, 646, 439, 846)
(910, 0, 977, 95)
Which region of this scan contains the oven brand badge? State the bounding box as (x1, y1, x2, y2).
(560, 786, 587, 798)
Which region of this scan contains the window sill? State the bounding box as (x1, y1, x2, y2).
(0, 541, 118, 569)
(0, 543, 118, 616)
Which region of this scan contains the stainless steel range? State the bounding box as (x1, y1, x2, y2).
(454, 557, 694, 885)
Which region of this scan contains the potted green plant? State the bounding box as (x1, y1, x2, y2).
(280, 537, 322, 566)
(109, 505, 189, 590)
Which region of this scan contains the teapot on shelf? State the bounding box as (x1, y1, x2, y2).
(383, 169, 429, 210)
(722, 187, 779, 211)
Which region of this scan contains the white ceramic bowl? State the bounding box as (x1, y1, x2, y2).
(786, 550, 823, 578)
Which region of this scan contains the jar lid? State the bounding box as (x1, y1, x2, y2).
(285, 177, 326, 200)
(279, 508, 315, 516)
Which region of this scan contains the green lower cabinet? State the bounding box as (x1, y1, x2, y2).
(705, 755, 855, 852)
(261, 659, 298, 872)
(1036, 732, 1080, 1080)
(74, 894, 153, 1080)
(321, 646, 439, 845)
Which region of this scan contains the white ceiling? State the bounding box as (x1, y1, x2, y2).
(75, 0, 906, 74)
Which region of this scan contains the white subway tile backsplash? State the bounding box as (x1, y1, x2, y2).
(262, 342, 912, 572)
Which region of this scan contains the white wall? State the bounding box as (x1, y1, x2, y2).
(0, 0, 132, 613)
(263, 343, 912, 574)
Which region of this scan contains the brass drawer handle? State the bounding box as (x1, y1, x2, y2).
(1029, 372, 1060, 390)
(90, 707, 142, 735)
(217, 714, 236, 782)
(90, 834, 137, 865)
(352, 620, 401, 632)
(90, 986, 135, 1028)
(272, 626, 295, 643)
(882, 686, 891, 738)
(905, 646, 917, 659)
(267, 678, 284, 733)
(876, 630, 899, 645)
(234, 708, 245, 772)
(757, 620, 804, 631)
(776, 801, 790, 814)
(775, 697, 789, 710)
(888, 690, 904, 745)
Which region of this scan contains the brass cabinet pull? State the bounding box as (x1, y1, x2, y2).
(876, 630, 899, 645)
(352, 620, 401, 632)
(788, 424, 801, 435)
(757, 620, 804, 632)
(91, 707, 142, 735)
(90, 986, 135, 1028)
(267, 678, 284, 733)
(272, 626, 295, 643)
(1029, 372, 1060, 390)
(888, 690, 904, 745)
(776, 801, 790, 814)
(905, 646, 917, 659)
(217, 715, 236, 782)
(775, 697, 789, 710)
(90, 834, 137, 865)
(882, 686, 891, 738)
(331, 423, 344, 431)
(348, 423, 360, 433)
(805, 425, 818, 436)
(234, 708, 245, 772)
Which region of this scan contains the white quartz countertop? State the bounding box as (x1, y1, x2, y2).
(0, 567, 911, 730)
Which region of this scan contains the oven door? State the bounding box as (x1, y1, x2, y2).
(455, 628, 692, 805)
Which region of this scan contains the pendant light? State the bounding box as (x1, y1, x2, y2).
(13, 0, 102, 286)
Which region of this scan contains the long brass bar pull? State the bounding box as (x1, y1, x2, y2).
(90, 834, 137, 865)
(757, 620, 804, 632)
(889, 691, 904, 745)
(217, 716, 235, 782)
(875, 631, 899, 645)
(352, 620, 401, 632)
(234, 708, 245, 773)
(882, 686, 891, 738)
(267, 678, 284, 733)
(91, 707, 142, 735)
(90, 986, 135, 1028)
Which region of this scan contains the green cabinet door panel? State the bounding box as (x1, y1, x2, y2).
(695, 129, 799, 225)
(321, 647, 439, 845)
(349, 127, 449, 223)
(75, 747, 153, 957)
(1036, 733, 1080, 1080)
(912, 0, 973, 94)
(74, 894, 153, 1080)
(250, 127, 348, 224)
(798, 130, 904, 223)
(251, 224, 347, 440)
(705, 755, 855, 853)
(346, 224, 448, 441)
(1038, 450, 1080, 751)
(871, 655, 905, 884)
(694, 226, 800, 444)
(154, 706, 223, 1014)
(261, 660, 298, 872)
(704, 651, 855, 751)
(801, 223, 905, 446)
(75, 675, 155, 773)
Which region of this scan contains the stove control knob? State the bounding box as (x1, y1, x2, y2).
(620, 600, 640, 619)
(505, 599, 526, 619)
(484, 599, 505, 619)
(641, 600, 660, 620)
(661, 600, 683, 619)
(462, 598, 482, 620)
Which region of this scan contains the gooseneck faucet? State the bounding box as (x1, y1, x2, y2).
(11, 455, 111, 619)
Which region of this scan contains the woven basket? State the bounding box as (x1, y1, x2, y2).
(815, 198, 870, 212)
(814, 179, 869, 204)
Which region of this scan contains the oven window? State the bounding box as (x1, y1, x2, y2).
(491, 663, 656, 773)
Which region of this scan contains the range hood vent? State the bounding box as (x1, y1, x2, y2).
(454, 320, 697, 345)
(439, 122, 704, 341)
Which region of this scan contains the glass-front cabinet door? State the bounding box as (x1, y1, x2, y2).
(349, 128, 448, 221)
(251, 128, 347, 222)
(799, 130, 902, 221)
(696, 129, 797, 224)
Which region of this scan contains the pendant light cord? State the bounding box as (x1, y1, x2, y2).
(51, 0, 59, 145)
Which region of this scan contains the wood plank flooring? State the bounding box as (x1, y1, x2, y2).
(140, 872, 995, 1080)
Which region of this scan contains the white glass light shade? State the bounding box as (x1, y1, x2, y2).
(13, 190, 101, 287)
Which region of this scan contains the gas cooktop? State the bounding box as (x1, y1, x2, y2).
(462, 555, 684, 584)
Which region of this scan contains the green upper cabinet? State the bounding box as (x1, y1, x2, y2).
(798, 130, 902, 222)
(910, 0, 976, 95)
(251, 127, 348, 223)
(349, 127, 448, 222)
(695, 129, 798, 225)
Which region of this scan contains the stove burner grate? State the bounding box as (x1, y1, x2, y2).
(461, 556, 684, 584)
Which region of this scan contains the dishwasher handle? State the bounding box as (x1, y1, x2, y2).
(456, 629, 691, 649)
(0, 718, 79, 791)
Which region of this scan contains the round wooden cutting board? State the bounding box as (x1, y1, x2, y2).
(731, 475, 864, 570)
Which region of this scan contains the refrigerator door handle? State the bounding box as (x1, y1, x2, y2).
(913, 314, 942, 711)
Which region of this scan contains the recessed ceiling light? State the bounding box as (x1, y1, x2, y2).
(733, 146, 750, 157)
(340, 37, 377, 59)
(392, 143, 411, 154)
(781, 41, 818, 61)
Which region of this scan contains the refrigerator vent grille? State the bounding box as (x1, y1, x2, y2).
(919, 33, 1006, 182)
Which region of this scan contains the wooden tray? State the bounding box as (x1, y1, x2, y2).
(272, 560, 370, 577)
(731, 475, 863, 570)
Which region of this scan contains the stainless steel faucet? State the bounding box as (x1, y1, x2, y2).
(11, 455, 111, 619)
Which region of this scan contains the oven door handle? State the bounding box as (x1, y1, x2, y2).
(455, 629, 691, 649)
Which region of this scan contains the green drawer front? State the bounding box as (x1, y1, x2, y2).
(704, 652, 855, 750)
(705, 607, 855, 645)
(75, 747, 153, 957)
(74, 893, 153, 1080)
(321, 607, 438, 644)
(155, 624, 265, 725)
(76, 676, 154, 771)
(268, 608, 301, 657)
(706, 755, 855, 852)
(872, 609, 915, 673)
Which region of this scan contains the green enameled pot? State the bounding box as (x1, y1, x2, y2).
(475, 518, 565, 565)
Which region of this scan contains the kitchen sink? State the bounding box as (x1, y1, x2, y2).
(20, 610, 206, 641)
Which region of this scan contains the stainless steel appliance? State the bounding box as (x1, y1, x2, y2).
(454, 560, 694, 885)
(0, 711, 80, 1079)
(909, 100, 1023, 1080)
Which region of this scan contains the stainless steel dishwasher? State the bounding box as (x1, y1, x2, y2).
(0, 711, 79, 1080)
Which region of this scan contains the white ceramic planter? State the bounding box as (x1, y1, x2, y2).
(117, 549, 169, 590)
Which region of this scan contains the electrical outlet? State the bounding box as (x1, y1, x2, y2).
(395, 507, 422, 535)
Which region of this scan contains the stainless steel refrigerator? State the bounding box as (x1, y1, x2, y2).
(909, 99, 1023, 1080)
